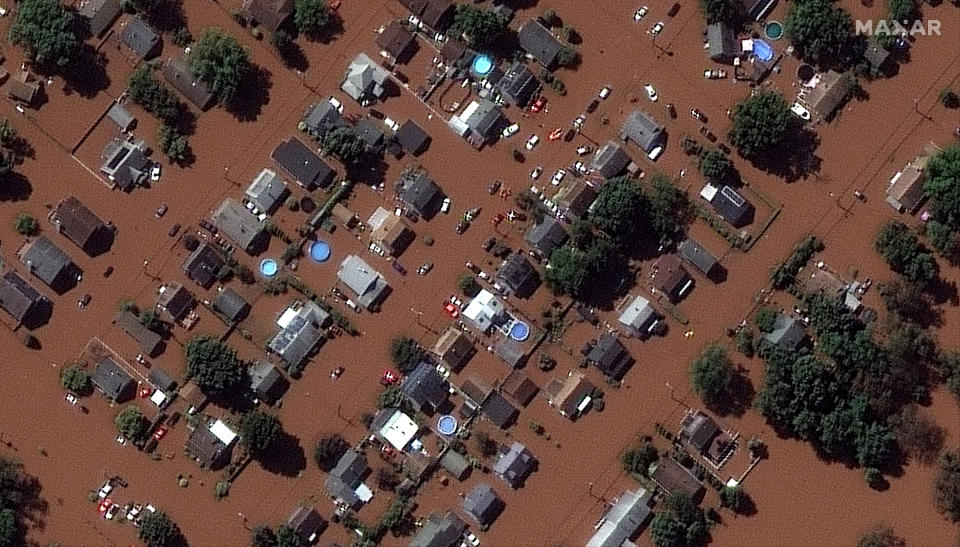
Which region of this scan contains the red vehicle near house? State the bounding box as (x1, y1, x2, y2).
(530, 97, 546, 112)
(152, 426, 168, 442)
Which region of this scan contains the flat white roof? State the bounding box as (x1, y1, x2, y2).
(210, 419, 237, 446)
(277, 306, 299, 328)
(379, 410, 419, 451)
(150, 390, 167, 407)
(355, 483, 374, 503)
(699, 183, 718, 202)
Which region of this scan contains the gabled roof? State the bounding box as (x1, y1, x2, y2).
(212, 198, 269, 255)
(398, 0, 428, 15)
(325, 450, 369, 506)
(376, 20, 416, 61)
(500, 371, 538, 406)
(182, 242, 225, 289)
(800, 70, 852, 120)
(618, 296, 656, 335)
(271, 137, 336, 190)
(651, 457, 704, 499)
(586, 332, 633, 379)
(120, 17, 160, 59)
(461, 483, 503, 526)
(439, 39, 467, 63)
(421, 0, 455, 32)
(524, 217, 567, 258)
(78, 0, 122, 36)
(0, 271, 45, 325)
(243, 0, 294, 33)
(92, 357, 135, 402)
(148, 367, 177, 392)
(555, 179, 597, 219)
(680, 411, 721, 453)
(591, 141, 631, 179)
(156, 282, 194, 321)
(763, 315, 808, 351)
(620, 110, 665, 152)
(269, 300, 330, 366)
(587, 488, 654, 547)
(494, 337, 526, 368)
(439, 449, 471, 480)
(368, 208, 412, 256)
(337, 255, 389, 309)
(398, 171, 442, 217)
(163, 57, 215, 110)
(248, 361, 287, 404)
(401, 361, 448, 413)
(303, 100, 344, 138)
(212, 286, 250, 323)
(185, 422, 231, 469)
(863, 41, 891, 72)
(886, 142, 940, 213)
(357, 118, 386, 149)
(462, 99, 504, 140)
(497, 61, 540, 107)
(651, 254, 691, 303)
(8, 72, 39, 105)
(395, 120, 431, 155)
(286, 505, 325, 543)
(341, 53, 390, 102)
(481, 392, 518, 428)
(492, 441, 535, 488)
(245, 168, 289, 214)
(115, 311, 164, 356)
(548, 371, 595, 418)
(409, 511, 467, 547)
(19, 236, 73, 289)
(100, 138, 150, 191)
(495, 253, 539, 297)
(431, 327, 474, 370)
(50, 197, 108, 255)
(106, 102, 136, 131)
(710, 185, 754, 227)
(706, 22, 741, 62)
(517, 19, 564, 68)
(677, 239, 718, 277)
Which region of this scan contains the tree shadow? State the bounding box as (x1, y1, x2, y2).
(742, 124, 821, 183)
(0, 458, 49, 542)
(277, 42, 309, 72)
(927, 277, 958, 306)
(301, 14, 344, 44)
(711, 367, 755, 417)
(144, 0, 188, 33)
(0, 172, 33, 202)
(60, 46, 111, 99)
(227, 64, 272, 123)
(258, 431, 307, 477)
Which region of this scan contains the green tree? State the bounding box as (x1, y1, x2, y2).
(449, 5, 508, 49)
(940, 89, 960, 109)
(544, 244, 590, 296)
(590, 176, 648, 243)
(322, 126, 367, 165)
(171, 27, 192, 47)
(650, 511, 688, 547)
(719, 486, 750, 513)
(621, 443, 658, 476)
(647, 174, 688, 244)
(138, 309, 164, 333)
(271, 29, 294, 53)
(875, 221, 938, 284)
(13, 214, 38, 236)
(293, 0, 332, 38)
(0, 152, 12, 177)
(887, 0, 918, 23)
(784, 0, 856, 67)
(924, 144, 960, 229)
(389, 336, 424, 373)
(753, 307, 778, 332)
(474, 431, 498, 457)
(555, 46, 579, 68)
(699, 0, 744, 25)
(457, 274, 480, 297)
(127, 66, 181, 123)
(650, 492, 709, 547)
(275, 525, 304, 547)
(314, 434, 348, 471)
(0, 457, 40, 547)
(697, 149, 733, 183)
(138, 510, 179, 547)
(728, 90, 792, 159)
(879, 278, 931, 323)
(251, 525, 277, 547)
(926, 220, 960, 259)
(0, 508, 17, 547)
(115, 406, 149, 441)
(0, 119, 18, 148)
(8, 0, 80, 67)
(157, 125, 189, 163)
(128, 0, 163, 13)
(240, 410, 282, 455)
(935, 450, 960, 522)
(857, 525, 906, 547)
(888, 405, 945, 464)
(60, 364, 89, 394)
(540, 9, 559, 28)
(188, 28, 250, 105)
(184, 336, 245, 395)
(690, 344, 735, 411)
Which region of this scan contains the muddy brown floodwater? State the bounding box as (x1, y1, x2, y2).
(0, 0, 958, 546)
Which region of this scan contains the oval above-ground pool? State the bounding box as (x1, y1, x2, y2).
(509, 321, 530, 342)
(764, 21, 783, 41)
(437, 415, 458, 436)
(472, 54, 494, 76)
(259, 259, 279, 277)
(309, 240, 331, 262)
(752, 39, 775, 63)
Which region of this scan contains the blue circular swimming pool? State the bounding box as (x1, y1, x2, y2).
(437, 415, 457, 436)
(309, 241, 331, 262)
(260, 259, 279, 277)
(472, 55, 493, 76)
(509, 321, 530, 342)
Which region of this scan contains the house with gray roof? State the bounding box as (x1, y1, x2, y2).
(18, 236, 76, 293)
(709, 185, 754, 228)
(92, 357, 135, 402)
(517, 19, 564, 69)
(652, 457, 705, 500)
(185, 421, 233, 469)
(115, 311, 164, 356)
(495, 253, 539, 298)
(524, 217, 567, 258)
(409, 511, 466, 547)
(245, 169, 289, 214)
(148, 367, 177, 392)
(420, 0, 455, 33)
(120, 17, 160, 59)
(268, 300, 330, 367)
(78, 0, 122, 37)
(678, 239, 719, 279)
(586, 488, 654, 547)
(156, 282, 194, 322)
(586, 333, 634, 380)
(402, 361, 448, 414)
(493, 442, 535, 488)
(497, 61, 540, 107)
(620, 110, 665, 152)
(439, 449, 471, 481)
(341, 53, 390, 105)
(461, 483, 504, 526)
(182, 243, 225, 289)
(357, 118, 386, 152)
(242, 0, 293, 33)
(395, 120, 431, 156)
(163, 57, 215, 110)
(462, 99, 505, 143)
(100, 138, 151, 191)
(481, 391, 518, 429)
(212, 286, 250, 324)
(338, 255, 390, 310)
(762, 315, 809, 352)
(271, 137, 336, 190)
(50, 197, 111, 256)
(249, 361, 288, 405)
(617, 295, 659, 339)
(397, 171, 442, 218)
(303, 101, 344, 139)
(106, 102, 136, 131)
(591, 141, 631, 179)
(0, 270, 48, 328)
(286, 504, 326, 545)
(706, 22, 741, 64)
(212, 198, 269, 255)
(324, 450, 371, 508)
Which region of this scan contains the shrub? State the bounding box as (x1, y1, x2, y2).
(13, 213, 38, 236)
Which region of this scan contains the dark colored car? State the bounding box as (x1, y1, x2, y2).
(667, 3, 681, 16)
(482, 237, 496, 251)
(369, 108, 386, 119)
(198, 220, 217, 235)
(586, 99, 599, 113)
(563, 129, 576, 142)
(168, 223, 181, 237)
(392, 261, 407, 275)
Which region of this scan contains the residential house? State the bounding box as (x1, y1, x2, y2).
(500, 371, 538, 406)
(678, 239, 719, 279)
(50, 197, 111, 256)
(182, 243, 225, 289)
(106, 102, 136, 131)
(650, 254, 693, 303)
(331, 203, 359, 228)
(148, 367, 177, 393)
(337, 255, 390, 310)
(439, 39, 467, 64)
(371, 408, 419, 451)
(397, 171, 442, 218)
(494, 337, 526, 369)
(285, 504, 326, 545)
(617, 296, 659, 340)
(395, 120, 431, 156)
(18, 236, 76, 293)
(457, 99, 505, 145)
(497, 61, 540, 107)
(115, 311, 164, 357)
(242, 0, 293, 33)
(586, 332, 635, 379)
(269, 300, 330, 367)
(376, 20, 416, 63)
(303, 101, 344, 139)
(798, 70, 853, 122)
(680, 410, 734, 466)
(179, 380, 207, 414)
(357, 118, 386, 152)
(651, 457, 705, 500)
(272, 137, 336, 190)
(495, 253, 540, 298)
(0, 271, 48, 328)
(704, 184, 754, 227)
(120, 17, 160, 59)
(545, 370, 595, 419)
(431, 327, 475, 372)
(586, 488, 654, 547)
(78, 0, 122, 37)
(185, 419, 236, 469)
(245, 169, 289, 214)
(248, 361, 288, 405)
(762, 315, 809, 352)
(368, 207, 414, 256)
(439, 449, 471, 481)
(459, 377, 491, 409)
(524, 217, 567, 259)
(492, 442, 535, 488)
(591, 141, 631, 179)
(705, 22, 741, 64)
(100, 138, 151, 191)
(341, 53, 391, 105)
(212, 198, 269, 255)
(398, 0, 427, 16)
(886, 142, 941, 213)
(620, 110, 665, 152)
(462, 289, 509, 333)
(8, 72, 39, 106)
(863, 40, 892, 76)
(212, 286, 250, 324)
(420, 0, 455, 33)
(517, 19, 564, 69)
(409, 511, 467, 547)
(324, 450, 372, 508)
(461, 483, 504, 526)
(555, 179, 597, 220)
(92, 357, 135, 402)
(163, 57, 215, 110)
(401, 361, 449, 414)
(481, 391, 518, 429)
(156, 282, 194, 322)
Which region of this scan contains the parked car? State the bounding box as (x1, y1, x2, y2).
(329, 96, 343, 113)
(331, 366, 344, 379)
(417, 263, 433, 275)
(650, 21, 664, 35)
(105, 503, 120, 520)
(487, 180, 501, 194)
(598, 86, 612, 99)
(790, 102, 811, 120)
(65, 393, 78, 405)
(441, 197, 452, 214)
(548, 128, 563, 141)
(576, 145, 592, 156)
(690, 108, 707, 122)
(563, 128, 576, 142)
(586, 99, 600, 113)
(644, 84, 658, 101)
(634, 6, 648, 20)
(647, 146, 664, 161)
(98, 482, 113, 499)
(525, 134, 540, 150)
(391, 261, 407, 275)
(154, 205, 168, 219)
(455, 221, 467, 234)
(573, 161, 588, 175)
(551, 169, 566, 186)
(127, 504, 143, 522)
(149, 164, 161, 181)
(703, 69, 727, 79)
(167, 224, 180, 237)
(152, 426, 168, 442)
(198, 219, 217, 234)
(501, 123, 519, 138)
(482, 238, 496, 252)
(369, 108, 385, 119)
(530, 166, 543, 179)
(667, 2, 681, 16)
(530, 97, 546, 112)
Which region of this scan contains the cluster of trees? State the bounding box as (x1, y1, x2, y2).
(696, 148, 734, 185)
(784, 0, 859, 68)
(240, 410, 283, 456)
(8, 0, 80, 67)
(771, 236, 824, 289)
(139, 510, 181, 547)
(621, 442, 658, 477)
(728, 90, 792, 159)
(188, 28, 251, 106)
(887, 0, 918, 23)
(251, 524, 305, 547)
(60, 363, 90, 394)
(389, 336, 425, 373)
(128, 66, 192, 163)
(314, 434, 349, 471)
(449, 5, 508, 50)
(0, 457, 43, 546)
(874, 221, 938, 285)
(689, 344, 738, 413)
(293, 0, 335, 39)
(322, 126, 367, 166)
(923, 144, 960, 260)
(935, 450, 960, 522)
(698, 0, 745, 27)
(857, 525, 906, 547)
(185, 336, 245, 396)
(115, 406, 149, 441)
(650, 492, 710, 547)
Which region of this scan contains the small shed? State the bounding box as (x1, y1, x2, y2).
(106, 102, 136, 131)
(439, 449, 471, 481)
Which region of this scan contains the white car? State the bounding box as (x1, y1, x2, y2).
(328, 96, 343, 113)
(105, 504, 120, 520)
(573, 161, 588, 175)
(573, 114, 586, 128)
(434, 32, 446, 42)
(127, 504, 143, 521)
(441, 197, 452, 213)
(647, 146, 664, 161)
(525, 134, 540, 150)
(464, 532, 480, 547)
(501, 123, 519, 138)
(98, 482, 113, 499)
(634, 6, 648, 20)
(551, 169, 566, 186)
(650, 21, 664, 35)
(598, 86, 612, 99)
(644, 84, 658, 102)
(576, 145, 591, 156)
(65, 393, 78, 405)
(368, 242, 384, 256)
(791, 102, 811, 120)
(530, 166, 542, 179)
(149, 164, 161, 181)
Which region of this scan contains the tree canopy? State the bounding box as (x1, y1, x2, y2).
(697, 149, 734, 184)
(240, 410, 282, 455)
(294, 0, 333, 39)
(275, 525, 305, 547)
(188, 28, 250, 105)
(389, 336, 424, 373)
(621, 442, 658, 477)
(875, 221, 938, 285)
(699, 0, 744, 25)
(8, 0, 80, 67)
(251, 525, 277, 547)
(857, 525, 906, 547)
(924, 144, 960, 229)
(886, 0, 917, 22)
(128, 0, 163, 13)
(128, 66, 182, 124)
(314, 434, 349, 471)
(449, 5, 508, 49)
(138, 510, 180, 547)
(157, 125, 190, 164)
(185, 336, 245, 395)
(13, 214, 38, 236)
(728, 90, 792, 159)
(936, 450, 960, 522)
(323, 126, 367, 165)
(0, 457, 43, 547)
(60, 364, 90, 394)
(784, 0, 856, 67)
(115, 406, 149, 441)
(650, 492, 709, 547)
(589, 176, 648, 244)
(689, 343, 736, 412)
(647, 174, 689, 245)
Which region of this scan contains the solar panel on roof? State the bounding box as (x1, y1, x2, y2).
(721, 186, 745, 207)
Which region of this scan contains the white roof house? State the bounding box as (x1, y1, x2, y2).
(337, 255, 390, 309)
(618, 295, 657, 336)
(462, 289, 507, 332)
(210, 419, 237, 446)
(378, 410, 419, 451)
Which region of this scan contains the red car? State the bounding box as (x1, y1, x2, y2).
(530, 97, 546, 113)
(443, 302, 460, 318)
(548, 128, 563, 141)
(381, 370, 400, 386)
(152, 426, 168, 442)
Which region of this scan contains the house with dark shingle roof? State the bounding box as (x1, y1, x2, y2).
(431, 327, 475, 371)
(492, 442, 535, 488)
(163, 57, 215, 110)
(524, 217, 567, 258)
(212, 286, 250, 324)
(421, 0, 455, 33)
(461, 483, 504, 526)
(680, 410, 733, 465)
(395, 120, 431, 156)
(303, 101, 344, 139)
(555, 179, 597, 220)
(100, 138, 151, 191)
(115, 311, 164, 357)
(481, 391, 518, 429)
(286, 504, 326, 544)
(18, 236, 77, 293)
(439, 449, 472, 481)
(78, 0, 122, 37)
(409, 510, 466, 547)
(708, 185, 754, 228)
(212, 198, 270, 255)
(272, 137, 336, 190)
(762, 315, 809, 352)
(650, 254, 693, 303)
(398, 0, 427, 15)
(500, 371, 538, 406)
(50, 197, 111, 256)
(376, 20, 417, 63)
(248, 361, 288, 405)
(545, 370, 595, 419)
(517, 19, 564, 69)
(585, 333, 634, 379)
(156, 282, 195, 322)
(120, 17, 160, 59)
(356, 118, 386, 153)
(495, 253, 540, 298)
(462, 99, 505, 143)
(590, 141, 631, 179)
(621, 110, 665, 152)
(242, 0, 293, 33)
(402, 361, 448, 414)
(497, 61, 541, 107)
(182, 242, 225, 289)
(92, 357, 135, 402)
(706, 22, 741, 64)
(798, 70, 853, 122)
(678, 239, 719, 279)
(324, 450, 371, 508)
(397, 171, 442, 218)
(185, 421, 233, 469)
(651, 457, 705, 500)
(0, 270, 48, 328)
